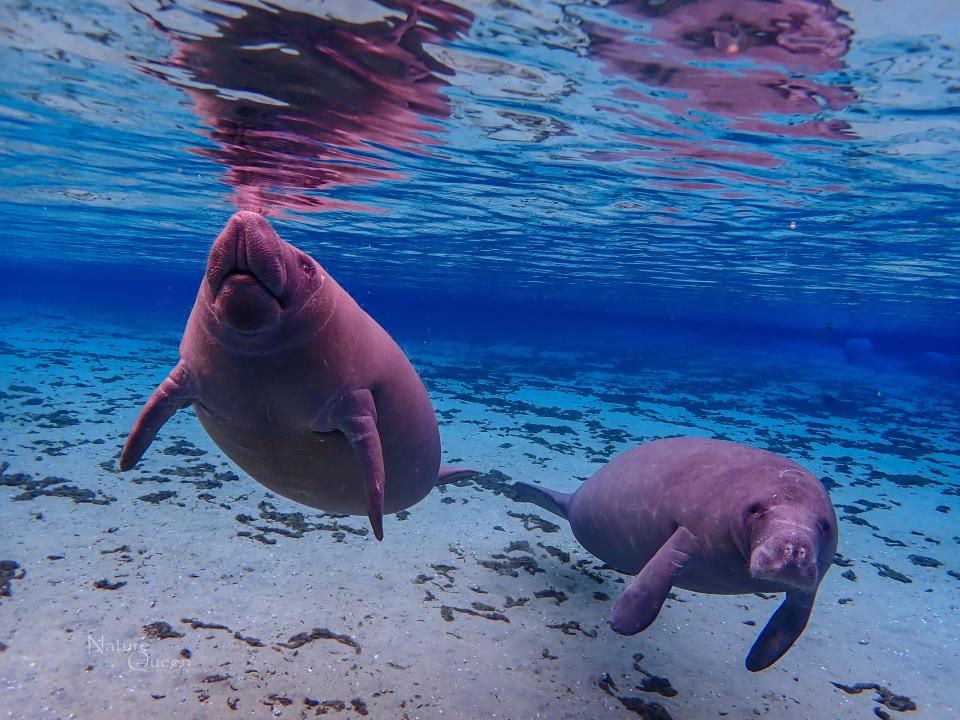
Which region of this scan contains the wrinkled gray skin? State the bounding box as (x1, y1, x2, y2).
(513, 437, 838, 671)
(120, 211, 475, 540)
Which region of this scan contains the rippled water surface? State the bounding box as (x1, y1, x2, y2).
(1, 0, 958, 332)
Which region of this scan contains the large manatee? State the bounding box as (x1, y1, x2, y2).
(121, 211, 475, 539)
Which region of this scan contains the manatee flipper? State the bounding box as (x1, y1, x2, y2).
(609, 526, 702, 635)
(436, 467, 480, 485)
(745, 591, 814, 671)
(120, 362, 196, 471)
(335, 389, 387, 542)
(512, 481, 572, 520)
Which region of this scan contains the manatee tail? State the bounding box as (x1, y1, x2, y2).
(436, 466, 481, 485)
(512, 481, 572, 520)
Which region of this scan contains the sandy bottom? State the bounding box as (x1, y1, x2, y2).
(1, 309, 958, 719)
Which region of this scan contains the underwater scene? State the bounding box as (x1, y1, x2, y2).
(1, 1, 958, 718)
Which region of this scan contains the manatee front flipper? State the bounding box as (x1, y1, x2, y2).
(334, 389, 387, 542)
(436, 467, 480, 485)
(120, 362, 196, 471)
(745, 591, 814, 671)
(609, 526, 702, 635)
(512, 481, 572, 519)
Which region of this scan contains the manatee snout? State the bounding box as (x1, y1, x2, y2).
(749, 532, 819, 591)
(206, 211, 288, 300)
(206, 211, 289, 332)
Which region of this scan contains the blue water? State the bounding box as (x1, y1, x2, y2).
(1, 1, 958, 718)
(2, 0, 958, 338)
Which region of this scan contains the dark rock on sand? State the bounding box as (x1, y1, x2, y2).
(599, 672, 674, 719)
(633, 654, 678, 697)
(276, 627, 361, 654)
(440, 605, 510, 623)
(546, 620, 597, 638)
(908, 555, 942, 568)
(831, 681, 917, 712)
(137, 490, 177, 504)
(870, 563, 912, 583)
(0, 561, 24, 601)
(506, 510, 560, 533)
(92, 579, 126, 590)
(480, 554, 544, 577)
(143, 621, 184, 640)
(181, 618, 231, 632)
(534, 588, 568, 605)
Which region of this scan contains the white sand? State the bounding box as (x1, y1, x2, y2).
(1, 309, 957, 719)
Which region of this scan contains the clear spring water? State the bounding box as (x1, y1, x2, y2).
(0, 1, 957, 719)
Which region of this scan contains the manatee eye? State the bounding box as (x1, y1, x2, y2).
(298, 254, 313, 274)
(747, 503, 764, 516)
(817, 518, 831, 535)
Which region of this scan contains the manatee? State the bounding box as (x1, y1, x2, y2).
(513, 436, 838, 671)
(120, 211, 475, 539)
